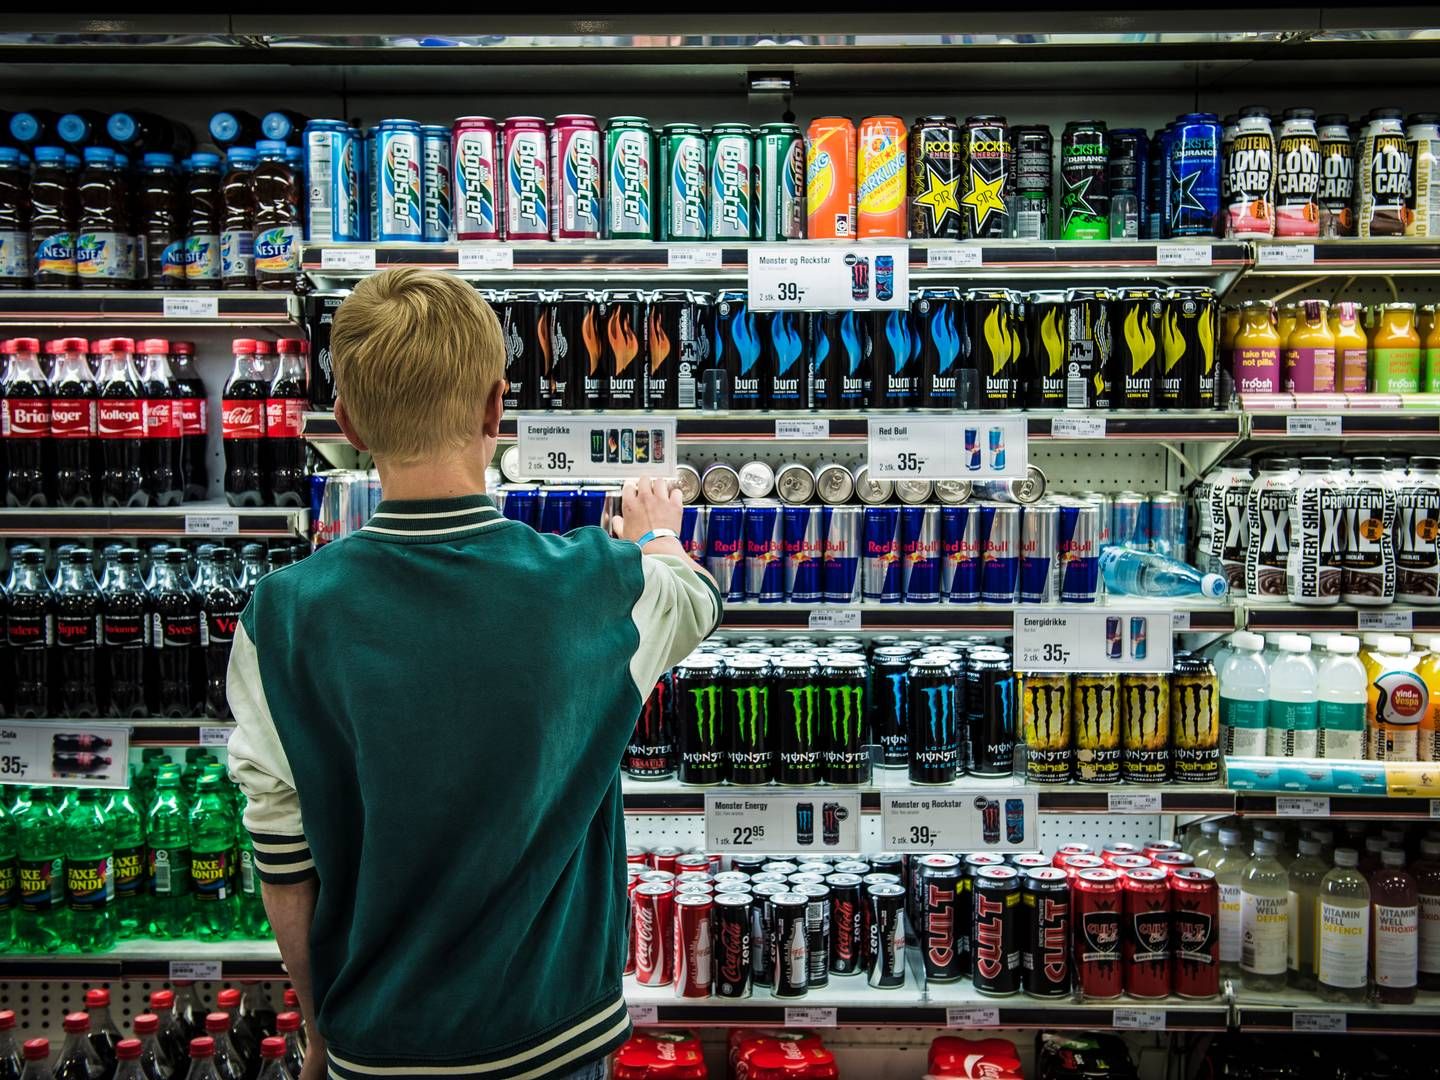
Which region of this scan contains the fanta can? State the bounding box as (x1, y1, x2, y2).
(857, 116, 908, 239)
(806, 117, 857, 239)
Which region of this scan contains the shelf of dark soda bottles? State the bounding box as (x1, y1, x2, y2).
(0, 505, 309, 538)
(0, 291, 299, 326)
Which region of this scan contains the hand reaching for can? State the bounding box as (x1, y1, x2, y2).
(612, 477, 683, 545)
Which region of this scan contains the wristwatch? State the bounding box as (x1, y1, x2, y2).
(636, 528, 679, 549)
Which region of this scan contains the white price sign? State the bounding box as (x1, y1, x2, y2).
(705, 791, 861, 854)
(1285, 414, 1342, 436)
(880, 791, 1037, 852)
(162, 295, 219, 319)
(783, 1007, 837, 1028)
(775, 418, 830, 440)
(1112, 1008, 1166, 1030)
(626, 1004, 658, 1025)
(1276, 795, 1330, 817)
(946, 1006, 1000, 1028)
(1358, 609, 1413, 631)
(1431, 799, 1440, 819)
(457, 245, 514, 270)
(668, 246, 722, 269)
(185, 513, 241, 536)
(1108, 792, 1162, 813)
(1014, 609, 1174, 673)
(320, 247, 376, 271)
(1257, 243, 1315, 267)
(199, 727, 233, 748)
(1050, 416, 1106, 439)
(1156, 244, 1212, 267)
(516, 416, 677, 479)
(807, 608, 860, 631)
(1171, 610, 1192, 632)
(867, 415, 1028, 481)
(748, 245, 908, 311)
(1292, 1012, 1346, 1033)
(0, 720, 130, 789)
(927, 246, 983, 268)
(169, 960, 223, 980)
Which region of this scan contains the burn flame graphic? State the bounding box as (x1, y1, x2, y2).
(885, 311, 910, 373)
(1162, 310, 1185, 375)
(932, 305, 960, 373)
(983, 307, 1016, 375)
(582, 307, 602, 375)
(1123, 307, 1156, 375)
(1040, 309, 1064, 376)
(608, 308, 640, 375)
(649, 308, 671, 374)
(772, 315, 803, 374)
(538, 308, 553, 375)
(1197, 307, 1215, 375)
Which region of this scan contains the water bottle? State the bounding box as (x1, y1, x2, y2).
(1098, 546, 1228, 599)
(1266, 635, 1318, 758)
(1220, 632, 1269, 757)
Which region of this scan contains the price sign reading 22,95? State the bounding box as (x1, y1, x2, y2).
(516, 416, 678, 481)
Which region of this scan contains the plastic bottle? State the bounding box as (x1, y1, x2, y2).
(197, 549, 245, 720)
(1240, 836, 1291, 991)
(1371, 846, 1419, 1002)
(95, 338, 148, 508)
(1208, 825, 1249, 977)
(208, 112, 262, 151)
(1342, 456, 1398, 605)
(237, 545, 267, 601)
(273, 1016, 302, 1080)
(104, 785, 145, 939)
(8, 551, 54, 718)
(1287, 836, 1328, 990)
(53, 1013, 104, 1080)
(266, 340, 307, 508)
(85, 990, 121, 1075)
(136, 154, 185, 290)
(4, 337, 53, 507)
(1414, 835, 1440, 991)
(145, 993, 188, 1067)
(279, 994, 303, 1051)
(75, 148, 127, 289)
(1098, 546, 1227, 599)
(170, 342, 208, 502)
(101, 549, 149, 718)
(137, 339, 181, 507)
(1327, 300, 1369, 393)
(144, 769, 191, 938)
(106, 113, 193, 158)
(20, 1039, 53, 1080)
(49, 337, 98, 508)
(63, 790, 115, 953)
(30, 146, 76, 289)
(0, 147, 30, 288)
(184, 1040, 221, 1080)
(1372, 301, 1422, 393)
(222, 340, 268, 507)
(252, 142, 301, 291)
(1266, 634, 1318, 757)
(1220, 632, 1269, 757)
(184, 154, 223, 287)
(255, 1040, 286, 1080)
(220, 149, 257, 291)
(1186, 817, 1221, 861)
(235, 800, 268, 940)
(0, 805, 15, 951)
(1245, 457, 1301, 601)
(111, 1040, 144, 1080)
(54, 549, 102, 718)
(1318, 634, 1368, 758)
(238, 984, 277, 1042)
(213, 989, 256, 1079)
(129, 1016, 171, 1080)
(151, 551, 201, 717)
(202, 1014, 244, 1080)
(1316, 846, 1371, 1002)
(189, 771, 237, 941)
(172, 985, 205, 1043)
(1368, 635, 1428, 761)
(0, 1013, 21, 1080)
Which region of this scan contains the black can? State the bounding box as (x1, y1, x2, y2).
(972, 865, 1022, 996)
(914, 288, 965, 408)
(726, 655, 772, 784)
(871, 646, 912, 768)
(1059, 121, 1111, 240)
(965, 288, 1019, 409)
(869, 307, 916, 408)
(863, 882, 907, 989)
(302, 292, 344, 409)
(1113, 287, 1162, 410)
(821, 655, 870, 785)
(821, 800, 846, 847)
(1108, 128, 1148, 205)
(771, 892, 810, 998)
(963, 115, 1013, 239)
(763, 309, 810, 410)
(749, 881, 788, 986)
(918, 854, 965, 983)
(966, 649, 1017, 778)
(908, 655, 959, 785)
(796, 882, 831, 988)
(647, 289, 710, 410)
(1014, 125, 1053, 240)
(1023, 290, 1067, 408)
(715, 288, 764, 410)
(910, 115, 965, 239)
(826, 872, 865, 975)
(1063, 287, 1113, 409)
(732, 854, 768, 874)
(775, 656, 821, 785)
(796, 801, 815, 845)
(810, 310, 869, 410)
(602, 289, 648, 410)
(962, 852, 1004, 971)
(713, 891, 753, 998)
(625, 671, 675, 779)
(869, 854, 904, 878)
(499, 289, 546, 411)
(675, 654, 726, 784)
(1022, 867, 1072, 997)
(1164, 287, 1219, 409)
(549, 289, 601, 410)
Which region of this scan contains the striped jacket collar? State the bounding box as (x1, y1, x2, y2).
(357, 494, 510, 542)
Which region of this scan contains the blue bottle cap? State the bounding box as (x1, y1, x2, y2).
(143, 152, 175, 168)
(0, 147, 20, 165)
(226, 147, 257, 167)
(255, 139, 288, 157)
(209, 112, 240, 144)
(1201, 573, 1228, 599)
(9, 113, 39, 143)
(83, 146, 115, 165)
(284, 146, 304, 165)
(30, 146, 62, 164)
(106, 112, 137, 143)
(56, 114, 90, 145)
(191, 151, 221, 169)
(260, 112, 293, 141)
(65, 153, 80, 171)
(114, 152, 129, 170)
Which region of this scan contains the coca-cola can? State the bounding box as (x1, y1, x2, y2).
(918, 854, 964, 983)
(675, 854, 712, 876)
(1022, 867, 1071, 998)
(1123, 868, 1171, 999)
(676, 882, 714, 896)
(673, 893, 714, 999)
(771, 893, 810, 999)
(625, 866, 642, 975)
(1074, 868, 1123, 1000)
(825, 873, 865, 975)
(650, 846, 684, 873)
(864, 882, 907, 989)
(713, 892, 752, 998)
(626, 846, 648, 866)
(749, 882, 789, 987)
(1171, 868, 1220, 999)
(639, 870, 676, 887)
(972, 866, 1021, 996)
(795, 883, 831, 989)
(1052, 842, 1092, 868)
(633, 882, 676, 987)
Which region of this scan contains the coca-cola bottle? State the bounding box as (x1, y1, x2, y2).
(222, 339, 267, 507)
(95, 337, 148, 507)
(137, 339, 181, 507)
(151, 549, 200, 717)
(199, 548, 244, 719)
(7, 549, 53, 718)
(48, 337, 96, 508)
(101, 548, 150, 719)
(29, 146, 76, 290)
(54, 549, 100, 719)
(171, 341, 208, 502)
(3, 338, 52, 506)
(266, 340, 307, 508)
(236, 545, 266, 602)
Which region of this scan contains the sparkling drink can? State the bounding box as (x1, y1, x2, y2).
(1171, 653, 1220, 783)
(941, 504, 982, 603)
(864, 882, 907, 988)
(420, 125, 452, 242)
(908, 655, 959, 785)
(537, 487, 576, 534)
(853, 464, 894, 506)
(602, 289, 647, 409)
(775, 656, 822, 785)
(503, 116, 550, 240)
(715, 288, 764, 410)
(756, 123, 805, 241)
(1024, 290, 1067, 407)
(1022, 672, 1072, 784)
(1023, 867, 1072, 997)
(726, 655, 773, 785)
(709, 124, 754, 240)
(966, 288, 1020, 410)
(673, 893, 714, 999)
(821, 505, 863, 603)
(862, 505, 902, 604)
(918, 854, 964, 982)
(915, 288, 964, 408)
(972, 866, 1022, 996)
(303, 120, 360, 242)
(1059, 121, 1110, 240)
(1108, 127, 1149, 230)
(783, 505, 824, 603)
(826, 873, 865, 975)
(979, 504, 1021, 603)
(550, 115, 603, 240)
(1121, 672, 1170, 784)
(1053, 843, 1092, 869)
(452, 117, 502, 240)
(744, 499, 785, 603)
(1114, 287, 1161, 410)
(821, 654, 869, 785)
(1014, 125, 1053, 239)
(1171, 868, 1220, 998)
(770, 893, 809, 998)
(1018, 502, 1058, 604)
(1148, 491, 1187, 559)
(749, 882, 788, 987)
(775, 461, 816, 506)
(871, 647, 912, 768)
(901, 506, 942, 603)
(1163, 287, 1219, 409)
(606, 117, 655, 240)
(1123, 868, 1171, 999)
(811, 310, 870, 409)
(713, 891, 752, 998)
(869, 307, 916, 408)
(1074, 868, 1123, 1000)
(1056, 500, 1101, 603)
(374, 119, 423, 241)
(909, 115, 964, 239)
(704, 504, 746, 601)
(1169, 113, 1222, 238)
(633, 882, 677, 987)
(806, 117, 857, 239)
(660, 123, 708, 240)
(962, 115, 1012, 240)
(1073, 673, 1121, 784)
(1111, 491, 1149, 549)
(857, 116, 907, 238)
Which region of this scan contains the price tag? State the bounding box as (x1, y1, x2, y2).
(927, 246, 983, 269)
(1171, 610, 1192, 632)
(1276, 795, 1330, 817)
(626, 1004, 658, 1025)
(775, 418, 830, 440)
(169, 960, 222, 980)
(1112, 1008, 1166, 1031)
(946, 1006, 1000, 1028)
(1014, 609, 1174, 673)
(457, 245, 514, 270)
(783, 1007, 837, 1028)
(185, 513, 241, 536)
(867, 415, 1028, 481)
(668, 246, 722, 269)
(881, 791, 1036, 852)
(1292, 1012, 1346, 1033)
(1285, 414, 1342, 436)
(162, 295, 219, 319)
(320, 247, 376, 271)
(749, 244, 908, 311)
(1050, 416, 1107, 439)
(808, 608, 861, 631)
(199, 727, 232, 747)
(1358, 610, 1413, 631)
(1156, 244, 1212, 267)
(1257, 243, 1315, 267)
(0, 720, 130, 789)
(706, 791, 862, 854)
(516, 415, 678, 479)
(1430, 799, 1440, 819)
(1108, 792, 1162, 813)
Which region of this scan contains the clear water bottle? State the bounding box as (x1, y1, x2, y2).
(1098, 546, 1228, 598)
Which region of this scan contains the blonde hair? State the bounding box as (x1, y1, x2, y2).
(330, 267, 505, 463)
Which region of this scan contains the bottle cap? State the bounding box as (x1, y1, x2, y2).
(107, 112, 138, 142)
(116, 1040, 142, 1061)
(261, 1038, 285, 1059)
(1231, 631, 1264, 652)
(204, 1013, 231, 1033)
(11, 337, 40, 352)
(1200, 820, 1220, 835)
(99, 337, 135, 354)
(1334, 847, 1360, 867)
(1381, 848, 1406, 867)
(133, 1014, 159, 1035)
(191, 152, 221, 169)
(1328, 635, 1359, 655)
(1422, 837, 1440, 857)
(190, 1038, 216, 1059)
(254, 340, 273, 354)
(143, 152, 176, 168)
(276, 1012, 301, 1033)
(1279, 634, 1311, 653)
(23, 1040, 49, 1062)
(261, 112, 294, 140)
(9, 113, 39, 142)
(1380, 635, 1412, 653)
(227, 148, 257, 166)
(139, 338, 171, 354)
(0, 147, 18, 165)
(277, 338, 304, 353)
(1200, 573, 1228, 599)
(173, 341, 195, 355)
(0, 1011, 12, 1031)
(1254, 838, 1277, 856)
(83, 146, 115, 165)
(256, 139, 288, 156)
(149, 990, 175, 1009)
(1220, 828, 1244, 844)
(210, 112, 241, 143)
(34, 145, 65, 163)
(216, 989, 241, 1007)
(63, 1013, 90, 1034)
(232, 338, 258, 354)
(1298, 838, 1321, 856)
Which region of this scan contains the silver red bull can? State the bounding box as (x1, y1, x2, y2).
(941, 504, 982, 603)
(1019, 503, 1058, 604)
(980, 504, 1021, 603)
(1057, 500, 1102, 603)
(822, 505, 863, 603)
(964, 427, 982, 471)
(783, 505, 824, 603)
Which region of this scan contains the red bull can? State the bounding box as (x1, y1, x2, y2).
(822, 506, 863, 603)
(551, 115, 603, 240)
(1130, 617, 1148, 660)
(901, 506, 942, 604)
(783, 505, 824, 603)
(1019, 503, 1058, 604)
(1083, 492, 1114, 550)
(1057, 501, 1102, 603)
(744, 499, 785, 603)
(980, 504, 1021, 603)
(680, 504, 708, 562)
(941, 505, 982, 603)
(1112, 491, 1150, 549)
(1105, 616, 1123, 660)
(988, 426, 1007, 472)
(452, 116, 502, 240)
(503, 116, 550, 240)
(863, 505, 903, 604)
(964, 427, 982, 471)
(705, 504, 746, 601)
(499, 483, 539, 529)
(1148, 492, 1188, 559)
(537, 487, 576, 534)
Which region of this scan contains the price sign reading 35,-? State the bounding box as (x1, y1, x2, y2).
(1014, 609, 1174, 674)
(868, 415, 1028, 481)
(516, 416, 678, 481)
(748, 245, 909, 311)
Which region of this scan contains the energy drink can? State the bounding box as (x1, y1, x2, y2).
(1114, 287, 1161, 410)
(941, 504, 982, 604)
(1148, 492, 1187, 559)
(966, 288, 1020, 410)
(374, 119, 423, 241)
(806, 117, 857, 240)
(705, 504, 746, 601)
(602, 290, 647, 409)
(775, 656, 822, 785)
(871, 647, 912, 768)
(550, 115, 603, 240)
(420, 125, 452, 242)
(783, 505, 824, 603)
(1056, 501, 1102, 603)
(909, 115, 964, 240)
(1019, 502, 1058, 604)
(726, 655, 773, 785)
(679, 504, 707, 562)
(870, 307, 916, 408)
(1074, 869, 1123, 1000)
(979, 504, 1021, 603)
(1275, 108, 1321, 237)
(1014, 125, 1053, 240)
(498, 290, 546, 411)
(715, 289, 763, 410)
(1023, 867, 1071, 997)
(763, 309, 809, 409)
(452, 117, 502, 240)
(775, 461, 816, 506)
(1171, 868, 1220, 998)
(967, 650, 1017, 777)
(1169, 113, 1222, 238)
(1225, 107, 1276, 238)
(647, 288, 709, 410)
(1059, 121, 1110, 240)
(822, 654, 869, 785)
(901, 506, 942, 603)
(1108, 128, 1148, 233)
(962, 115, 1012, 239)
(857, 116, 907, 238)
(743, 499, 785, 603)
(811, 310, 870, 409)
(1357, 108, 1411, 238)
(1122, 868, 1171, 1000)
(1163, 287, 1219, 409)
(1022, 673, 1072, 785)
(1171, 653, 1220, 784)
(303, 120, 360, 242)
(550, 289, 604, 410)
(918, 854, 964, 982)
(907, 655, 959, 785)
(1318, 115, 1356, 237)
(1024, 291, 1067, 408)
(822, 506, 863, 603)
(1063, 287, 1113, 409)
(660, 123, 708, 240)
(915, 288, 964, 408)
(1112, 491, 1149, 549)
(972, 866, 1022, 996)
(502, 116, 550, 240)
(1120, 672, 1170, 783)
(1073, 673, 1121, 784)
(755, 123, 805, 241)
(708, 123, 754, 240)
(606, 117, 655, 241)
(854, 464, 894, 506)
(863, 505, 902, 604)
(675, 653, 726, 785)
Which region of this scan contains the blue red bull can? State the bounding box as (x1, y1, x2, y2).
(900, 506, 941, 604)
(705, 505, 746, 602)
(822, 506, 863, 603)
(1148, 492, 1187, 559)
(964, 427, 982, 471)
(537, 487, 576, 534)
(979, 503, 1021, 603)
(862, 506, 902, 604)
(1130, 617, 1148, 660)
(421, 124, 453, 242)
(988, 426, 1006, 472)
(744, 499, 785, 603)
(782, 506, 824, 603)
(1018, 503, 1058, 604)
(1057, 501, 1102, 603)
(573, 486, 611, 530)
(941, 505, 981, 603)
(374, 119, 424, 241)
(1105, 616, 1122, 660)
(499, 483, 539, 529)
(1112, 492, 1149, 550)
(1083, 492, 1114, 549)
(680, 505, 708, 563)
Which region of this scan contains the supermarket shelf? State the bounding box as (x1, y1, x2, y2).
(6, 717, 234, 747)
(1248, 408, 1440, 438)
(0, 291, 300, 326)
(0, 939, 285, 981)
(924, 980, 1229, 1032)
(1249, 239, 1440, 276)
(1233, 988, 1440, 1035)
(1243, 605, 1440, 632)
(719, 602, 1235, 634)
(0, 504, 309, 539)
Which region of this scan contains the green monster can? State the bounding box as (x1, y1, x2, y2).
(755, 122, 806, 240)
(1059, 120, 1111, 240)
(605, 117, 656, 240)
(708, 123, 756, 240)
(660, 123, 708, 240)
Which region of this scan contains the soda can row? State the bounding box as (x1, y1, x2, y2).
(494, 483, 620, 533)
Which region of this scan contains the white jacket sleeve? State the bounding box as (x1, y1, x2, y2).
(627, 553, 723, 699)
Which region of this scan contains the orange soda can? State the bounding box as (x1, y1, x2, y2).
(806, 117, 857, 239)
(857, 116, 908, 238)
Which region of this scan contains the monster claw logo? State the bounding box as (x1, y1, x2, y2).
(1024, 680, 1069, 751)
(732, 685, 769, 746)
(690, 684, 721, 744)
(826, 684, 864, 749)
(788, 684, 818, 745)
(920, 684, 954, 743)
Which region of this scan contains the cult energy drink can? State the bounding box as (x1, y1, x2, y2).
(744, 499, 785, 603)
(806, 116, 857, 239)
(869, 307, 916, 408)
(1014, 126, 1053, 240)
(303, 120, 360, 242)
(918, 854, 964, 982)
(602, 290, 647, 409)
(863, 505, 902, 604)
(1059, 121, 1110, 240)
(1074, 869, 1123, 1000)
(704, 504, 745, 601)
(967, 650, 1017, 777)
(915, 288, 963, 408)
(1025, 291, 1067, 407)
(1171, 868, 1220, 998)
(1073, 673, 1120, 784)
(1164, 287, 1218, 408)
(1171, 652, 1220, 783)
(857, 116, 907, 239)
(972, 866, 1022, 996)
(1114, 287, 1161, 410)
(1063, 287, 1113, 409)
(660, 123, 707, 240)
(1057, 500, 1101, 602)
(822, 655, 869, 785)
(1358, 108, 1412, 238)
(550, 115, 603, 240)
(606, 117, 655, 240)
(1275, 108, 1321, 237)
(374, 119, 423, 241)
(909, 115, 963, 239)
(872, 646, 911, 767)
(420, 125, 452, 242)
(1318, 115, 1356, 237)
(675, 654, 726, 784)
(822, 505, 863, 603)
(709, 124, 754, 240)
(726, 655, 773, 784)
(498, 290, 545, 411)
(810, 310, 869, 409)
(942, 504, 982, 603)
(647, 289, 709, 410)
(1108, 128, 1148, 234)
(716, 289, 764, 410)
(783, 505, 823, 604)
(452, 117, 502, 240)
(502, 116, 550, 240)
(966, 288, 1021, 410)
(1168, 113, 1222, 238)
(1019, 502, 1058, 604)
(1123, 869, 1171, 1000)
(908, 656, 958, 784)
(551, 289, 603, 410)
(763, 309, 809, 409)
(979, 504, 1021, 603)
(775, 656, 821, 785)
(901, 505, 942, 604)
(1022, 672, 1072, 784)
(755, 123, 805, 241)
(1225, 107, 1276, 238)
(1120, 672, 1170, 784)
(962, 115, 1012, 240)
(1023, 868, 1072, 998)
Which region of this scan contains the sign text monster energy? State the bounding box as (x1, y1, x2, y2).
(705, 791, 863, 854)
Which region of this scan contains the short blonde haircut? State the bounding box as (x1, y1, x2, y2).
(330, 267, 505, 463)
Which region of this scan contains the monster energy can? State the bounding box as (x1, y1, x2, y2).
(776, 656, 822, 785)
(675, 653, 726, 785)
(1059, 121, 1110, 240)
(963, 115, 1013, 240)
(908, 655, 959, 785)
(822, 654, 870, 785)
(605, 117, 655, 240)
(726, 654, 773, 784)
(1120, 672, 1171, 784)
(1114, 287, 1162, 410)
(661, 123, 708, 240)
(1014, 126, 1053, 240)
(755, 123, 805, 241)
(1022, 672, 1072, 784)
(1170, 653, 1220, 784)
(1024, 290, 1067, 408)
(1072, 673, 1120, 784)
(909, 115, 964, 240)
(709, 124, 755, 240)
(871, 646, 912, 768)
(967, 648, 1017, 778)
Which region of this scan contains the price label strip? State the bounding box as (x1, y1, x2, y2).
(1014, 609, 1174, 674)
(0, 720, 131, 789)
(880, 791, 1036, 852)
(867, 415, 1028, 481)
(199, 727, 233, 748)
(1292, 1012, 1346, 1033)
(162, 295, 219, 319)
(457, 245, 514, 271)
(1276, 795, 1330, 817)
(748, 244, 909, 311)
(783, 1007, 837, 1028)
(668, 246, 722, 269)
(945, 1006, 999, 1028)
(1257, 243, 1316, 267)
(185, 513, 241, 536)
(775, 418, 830, 440)
(1358, 610, 1412, 631)
(807, 608, 861, 631)
(516, 415, 678, 480)
(1108, 791, 1162, 813)
(626, 1004, 658, 1025)
(1285, 415, 1342, 437)
(705, 791, 862, 854)
(1112, 1008, 1166, 1031)
(1156, 244, 1212, 267)
(170, 960, 223, 981)
(319, 247, 376, 272)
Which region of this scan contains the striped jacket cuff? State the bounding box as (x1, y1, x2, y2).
(249, 830, 317, 884)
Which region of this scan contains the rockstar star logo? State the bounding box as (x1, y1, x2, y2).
(914, 164, 962, 232)
(1170, 168, 1208, 228)
(1061, 172, 1100, 231)
(962, 166, 1007, 231)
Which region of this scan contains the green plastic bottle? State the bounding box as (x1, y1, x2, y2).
(16, 788, 67, 953)
(181, 750, 217, 803)
(104, 786, 146, 939)
(0, 800, 16, 950)
(235, 794, 269, 939)
(146, 769, 192, 939)
(63, 789, 116, 953)
(190, 771, 237, 940)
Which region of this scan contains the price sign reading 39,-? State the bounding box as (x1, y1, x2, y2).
(868, 415, 1028, 481)
(748, 245, 909, 311)
(516, 416, 677, 480)
(880, 791, 1037, 852)
(705, 791, 862, 854)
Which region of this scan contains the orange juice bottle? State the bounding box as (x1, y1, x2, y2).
(805, 117, 857, 239)
(856, 115, 907, 239)
(1233, 300, 1282, 394)
(1372, 301, 1422, 392)
(1283, 298, 1336, 393)
(1275, 301, 1298, 350)
(1329, 301, 1370, 393)
(1423, 303, 1440, 392)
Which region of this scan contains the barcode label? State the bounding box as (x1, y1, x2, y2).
(677, 376, 696, 410)
(1066, 377, 1088, 409)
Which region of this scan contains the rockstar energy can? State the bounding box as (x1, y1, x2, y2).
(1025, 291, 1067, 408)
(1072, 673, 1120, 784)
(1113, 287, 1161, 410)
(962, 115, 1012, 240)
(1120, 672, 1171, 784)
(1170, 652, 1220, 783)
(966, 288, 1021, 409)
(1022, 672, 1072, 784)
(909, 115, 964, 240)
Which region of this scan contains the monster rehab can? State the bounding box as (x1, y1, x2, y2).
(1063, 287, 1113, 410)
(726, 655, 772, 784)
(1074, 868, 1124, 1000)
(962, 115, 1012, 240)
(1123, 868, 1171, 999)
(822, 654, 869, 785)
(1023, 867, 1072, 998)
(1059, 121, 1110, 240)
(972, 866, 1022, 996)
(661, 123, 708, 240)
(914, 287, 964, 408)
(1163, 287, 1219, 409)
(1113, 287, 1161, 410)
(871, 646, 912, 768)
(1072, 673, 1120, 784)
(1014, 126, 1053, 240)
(775, 656, 821, 785)
(966, 288, 1020, 410)
(1170, 652, 1220, 783)
(908, 655, 959, 785)
(909, 115, 964, 240)
(676, 654, 726, 784)
(1120, 672, 1171, 784)
(1022, 672, 1072, 784)
(919, 854, 965, 983)
(756, 123, 805, 241)
(1025, 291, 1067, 408)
